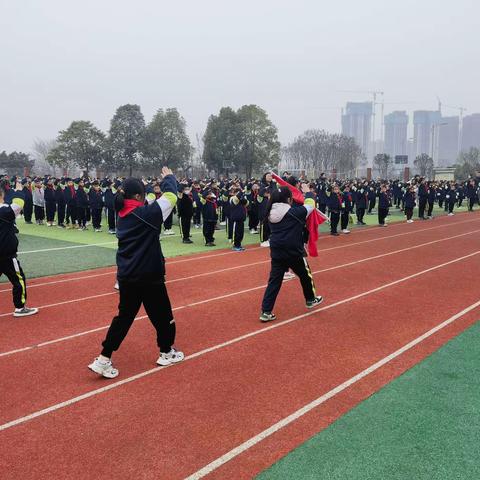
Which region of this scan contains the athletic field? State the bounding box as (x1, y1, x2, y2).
(1, 208, 479, 479)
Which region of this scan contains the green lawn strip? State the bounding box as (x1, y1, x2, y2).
(257, 320, 480, 480)
(0, 234, 117, 283)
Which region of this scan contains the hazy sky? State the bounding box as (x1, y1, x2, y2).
(1, 0, 479, 154)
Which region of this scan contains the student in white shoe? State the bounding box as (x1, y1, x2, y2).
(89, 167, 184, 379)
(0, 180, 39, 318)
(259, 186, 323, 322)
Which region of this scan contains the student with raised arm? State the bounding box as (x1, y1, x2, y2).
(88, 167, 184, 379)
(0, 180, 39, 317)
(259, 185, 323, 322)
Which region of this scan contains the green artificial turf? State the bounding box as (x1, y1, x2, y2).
(257, 320, 480, 480)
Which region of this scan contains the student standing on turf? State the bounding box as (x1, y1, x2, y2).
(403, 185, 416, 223)
(259, 186, 323, 322)
(0, 180, 39, 317)
(88, 167, 183, 379)
(229, 187, 248, 251)
(378, 184, 390, 227)
(44, 177, 57, 226)
(22, 178, 33, 224)
(328, 184, 342, 236)
(177, 183, 194, 244)
(32, 178, 45, 225)
(89, 180, 104, 232)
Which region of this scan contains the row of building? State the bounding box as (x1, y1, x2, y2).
(341, 102, 480, 170)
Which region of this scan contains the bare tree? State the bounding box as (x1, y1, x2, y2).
(32, 138, 58, 175)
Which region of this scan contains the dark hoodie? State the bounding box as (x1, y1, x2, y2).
(268, 203, 312, 260)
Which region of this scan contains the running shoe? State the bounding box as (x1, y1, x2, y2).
(13, 307, 39, 317)
(259, 312, 277, 322)
(157, 348, 185, 366)
(306, 296, 324, 309)
(88, 357, 119, 378)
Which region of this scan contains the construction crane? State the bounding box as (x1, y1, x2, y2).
(338, 90, 384, 157)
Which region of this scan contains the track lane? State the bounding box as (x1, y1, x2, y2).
(1, 217, 478, 353)
(1, 250, 479, 479)
(0, 232, 478, 424)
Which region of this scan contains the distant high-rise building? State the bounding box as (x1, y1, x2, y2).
(342, 102, 372, 166)
(384, 111, 408, 160)
(461, 113, 480, 152)
(413, 110, 441, 161)
(437, 116, 459, 167)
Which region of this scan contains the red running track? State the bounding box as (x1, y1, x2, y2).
(0, 211, 479, 479)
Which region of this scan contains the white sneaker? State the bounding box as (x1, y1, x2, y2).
(156, 348, 185, 366)
(95, 228, 102, 232)
(283, 271, 295, 281)
(163, 229, 175, 236)
(88, 357, 119, 379)
(448, 213, 454, 216)
(407, 219, 414, 223)
(250, 229, 258, 234)
(260, 240, 270, 247)
(342, 229, 350, 234)
(114, 281, 119, 290)
(13, 307, 39, 317)
(219, 221, 226, 226)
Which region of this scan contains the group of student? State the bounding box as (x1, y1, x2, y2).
(1, 169, 479, 379)
(1, 172, 479, 249)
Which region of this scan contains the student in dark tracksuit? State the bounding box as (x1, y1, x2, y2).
(418, 180, 428, 219)
(200, 190, 217, 246)
(427, 182, 436, 218)
(22, 179, 33, 224)
(355, 183, 367, 225)
(367, 186, 376, 213)
(259, 186, 322, 322)
(177, 184, 194, 244)
(64, 178, 77, 228)
(378, 185, 390, 226)
(446, 184, 457, 215)
(192, 184, 202, 228)
(88, 168, 183, 379)
(341, 186, 353, 234)
(328, 185, 342, 236)
(0, 181, 38, 317)
(76, 179, 89, 229)
(55, 180, 66, 228)
(466, 180, 476, 211)
(403, 186, 416, 222)
(44, 179, 57, 226)
(103, 180, 116, 233)
(229, 189, 248, 251)
(89, 181, 104, 231)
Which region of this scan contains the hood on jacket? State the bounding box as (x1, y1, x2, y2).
(269, 202, 291, 223)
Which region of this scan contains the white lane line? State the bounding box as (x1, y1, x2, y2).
(0, 229, 478, 354)
(184, 298, 480, 480)
(1, 216, 477, 295)
(0, 250, 478, 433)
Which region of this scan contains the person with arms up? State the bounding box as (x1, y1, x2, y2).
(88, 167, 184, 379)
(259, 185, 323, 322)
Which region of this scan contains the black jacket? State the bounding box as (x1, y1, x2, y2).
(268, 203, 310, 260)
(116, 174, 177, 282)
